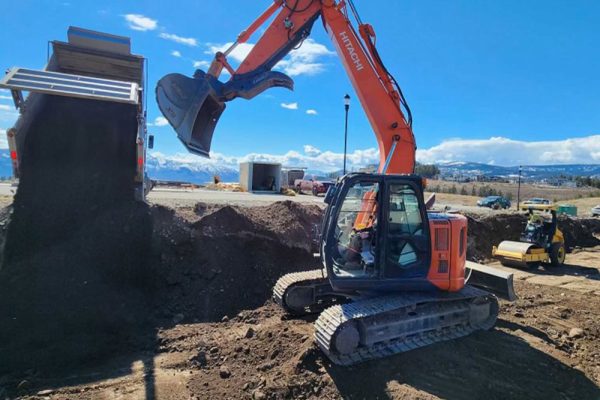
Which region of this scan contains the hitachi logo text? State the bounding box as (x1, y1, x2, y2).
(339, 31, 364, 71)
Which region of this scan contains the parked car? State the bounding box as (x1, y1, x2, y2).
(592, 205, 600, 217)
(522, 197, 551, 205)
(294, 175, 335, 196)
(477, 196, 511, 209)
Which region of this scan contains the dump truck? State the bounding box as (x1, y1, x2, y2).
(0, 26, 152, 201)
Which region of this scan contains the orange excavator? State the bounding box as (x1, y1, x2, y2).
(156, 0, 515, 365)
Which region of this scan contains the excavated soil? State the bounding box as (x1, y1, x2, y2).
(0, 199, 321, 377)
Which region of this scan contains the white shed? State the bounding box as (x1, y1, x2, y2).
(239, 162, 282, 193)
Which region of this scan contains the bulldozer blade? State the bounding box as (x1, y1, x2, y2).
(466, 261, 517, 301)
(156, 71, 225, 157)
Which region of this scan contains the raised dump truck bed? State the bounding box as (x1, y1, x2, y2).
(0, 27, 151, 263)
(0, 26, 150, 200)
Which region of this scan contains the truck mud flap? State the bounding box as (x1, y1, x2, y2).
(465, 261, 517, 301)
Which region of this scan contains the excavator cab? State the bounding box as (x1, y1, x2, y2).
(322, 174, 433, 292)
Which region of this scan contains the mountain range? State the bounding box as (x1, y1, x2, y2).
(0, 148, 598, 184)
(438, 161, 600, 180)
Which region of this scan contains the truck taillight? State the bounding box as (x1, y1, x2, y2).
(10, 151, 17, 160)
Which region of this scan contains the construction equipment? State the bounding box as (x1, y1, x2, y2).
(0, 27, 152, 201)
(156, 0, 516, 365)
(493, 204, 566, 268)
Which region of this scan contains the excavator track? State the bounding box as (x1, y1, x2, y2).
(273, 269, 342, 315)
(314, 285, 498, 366)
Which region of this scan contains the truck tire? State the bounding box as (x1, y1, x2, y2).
(550, 243, 566, 266)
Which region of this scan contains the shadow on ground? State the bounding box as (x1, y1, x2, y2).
(326, 327, 599, 400)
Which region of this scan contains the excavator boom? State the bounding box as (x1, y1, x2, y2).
(156, 0, 415, 172)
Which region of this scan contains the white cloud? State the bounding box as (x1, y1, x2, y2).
(149, 146, 379, 174)
(206, 42, 255, 63)
(149, 116, 169, 127)
(0, 95, 12, 100)
(416, 135, 600, 165)
(275, 38, 335, 77)
(0, 129, 7, 149)
(204, 39, 333, 77)
(0, 105, 11, 111)
(123, 14, 157, 31)
(306, 109, 318, 115)
(159, 32, 198, 47)
(303, 145, 321, 156)
(193, 60, 210, 69)
(148, 134, 600, 177)
(171, 50, 182, 58)
(281, 102, 298, 110)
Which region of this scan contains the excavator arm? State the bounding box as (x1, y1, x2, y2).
(156, 0, 416, 174)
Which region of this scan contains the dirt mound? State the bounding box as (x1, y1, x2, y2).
(558, 216, 600, 249)
(192, 200, 322, 252)
(0, 199, 319, 375)
(151, 202, 319, 323)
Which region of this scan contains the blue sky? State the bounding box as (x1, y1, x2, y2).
(1, 1, 600, 169)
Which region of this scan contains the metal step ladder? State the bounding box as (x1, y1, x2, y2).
(0, 67, 140, 108)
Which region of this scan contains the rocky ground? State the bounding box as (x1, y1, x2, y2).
(1, 200, 599, 399)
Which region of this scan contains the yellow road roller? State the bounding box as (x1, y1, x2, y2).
(493, 204, 566, 268)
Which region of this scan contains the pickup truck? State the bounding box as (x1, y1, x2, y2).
(294, 175, 335, 196)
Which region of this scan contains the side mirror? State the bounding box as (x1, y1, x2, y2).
(324, 185, 336, 204)
(148, 135, 154, 149)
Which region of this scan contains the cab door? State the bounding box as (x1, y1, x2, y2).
(381, 181, 431, 284)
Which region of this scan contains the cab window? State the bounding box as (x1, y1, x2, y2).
(386, 184, 428, 275)
(332, 181, 379, 278)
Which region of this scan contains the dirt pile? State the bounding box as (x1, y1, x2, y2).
(0, 198, 320, 375)
(151, 201, 321, 323)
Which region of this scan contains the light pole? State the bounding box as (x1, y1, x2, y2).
(343, 94, 350, 175)
(517, 165, 522, 209)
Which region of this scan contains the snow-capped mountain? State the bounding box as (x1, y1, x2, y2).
(438, 161, 600, 180)
(146, 152, 239, 183)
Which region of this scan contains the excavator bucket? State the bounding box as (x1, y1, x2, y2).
(156, 71, 225, 157)
(466, 261, 517, 301)
(156, 69, 294, 157)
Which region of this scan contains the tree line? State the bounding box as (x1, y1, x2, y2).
(428, 183, 514, 200)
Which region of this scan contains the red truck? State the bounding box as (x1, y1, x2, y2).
(294, 175, 335, 196)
